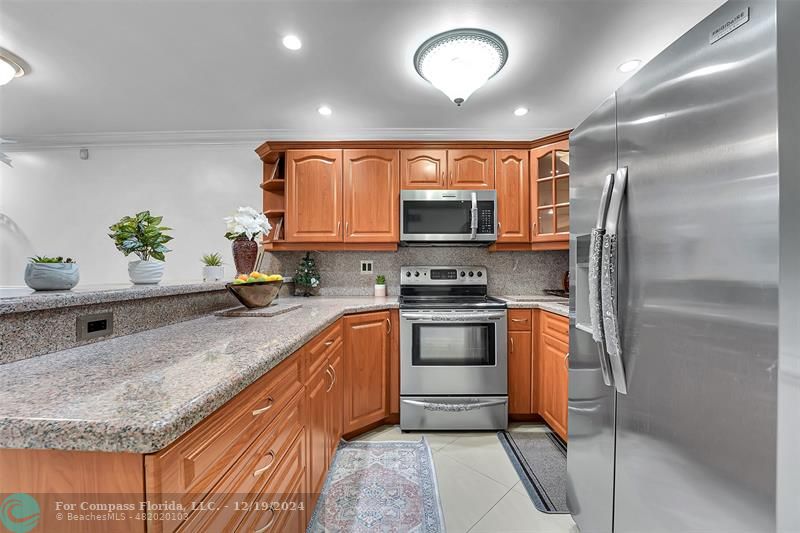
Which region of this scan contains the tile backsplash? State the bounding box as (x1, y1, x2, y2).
(263, 248, 568, 296)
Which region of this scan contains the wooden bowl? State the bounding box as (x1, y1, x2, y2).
(225, 280, 283, 309)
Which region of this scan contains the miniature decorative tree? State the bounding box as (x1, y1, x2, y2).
(294, 252, 320, 296)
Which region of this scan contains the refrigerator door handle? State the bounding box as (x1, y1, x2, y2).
(601, 166, 629, 394)
(590, 173, 615, 387)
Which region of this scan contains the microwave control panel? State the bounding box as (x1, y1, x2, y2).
(477, 201, 495, 234)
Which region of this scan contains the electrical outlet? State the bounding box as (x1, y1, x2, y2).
(360, 260, 374, 275)
(76, 312, 114, 341)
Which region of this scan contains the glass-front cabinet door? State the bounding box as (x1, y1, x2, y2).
(530, 140, 569, 244)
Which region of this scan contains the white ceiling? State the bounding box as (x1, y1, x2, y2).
(0, 0, 724, 146)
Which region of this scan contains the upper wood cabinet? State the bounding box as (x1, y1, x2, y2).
(286, 150, 343, 242)
(343, 150, 399, 242)
(531, 140, 569, 243)
(400, 149, 447, 189)
(448, 149, 495, 189)
(343, 311, 390, 433)
(496, 150, 530, 243)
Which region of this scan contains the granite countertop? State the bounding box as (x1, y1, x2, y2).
(0, 296, 398, 453)
(0, 281, 229, 315)
(497, 295, 569, 317)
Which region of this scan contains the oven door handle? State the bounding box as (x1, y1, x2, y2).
(401, 399, 506, 412)
(400, 311, 506, 322)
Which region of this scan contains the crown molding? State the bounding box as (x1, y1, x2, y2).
(0, 127, 568, 151)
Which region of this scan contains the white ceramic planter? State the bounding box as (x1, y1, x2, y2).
(24, 263, 80, 291)
(128, 259, 165, 285)
(374, 284, 386, 297)
(203, 265, 224, 282)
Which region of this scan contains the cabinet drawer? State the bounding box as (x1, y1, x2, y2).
(541, 311, 568, 342)
(306, 320, 343, 381)
(177, 392, 306, 533)
(235, 431, 307, 532)
(146, 352, 303, 532)
(508, 309, 532, 331)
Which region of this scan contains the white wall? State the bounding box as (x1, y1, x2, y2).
(0, 144, 261, 286)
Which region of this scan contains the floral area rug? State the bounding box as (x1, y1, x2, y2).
(307, 438, 445, 532)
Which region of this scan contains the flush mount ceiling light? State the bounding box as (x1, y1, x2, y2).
(414, 28, 508, 106)
(0, 48, 29, 86)
(317, 105, 332, 116)
(282, 35, 302, 50)
(618, 59, 642, 73)
(513, 106, 529, 117)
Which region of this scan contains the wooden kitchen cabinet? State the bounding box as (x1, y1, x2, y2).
(530, 141, 569, 245)
(306, 362, 330, 499)
(285, 149, 343, 242)
(400, 149, 447, 189)
(508, 330, 533, 415)
(343, 149, 399, 242)
(448, 149, 495, 189)
(538, 311, 569, 441)
(343, 311, 390, 433)
(496, 150, 530, 243)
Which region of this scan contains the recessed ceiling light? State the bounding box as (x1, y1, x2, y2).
(0, 48, 28, 86)
(618, 59, 642, 73)
(414, 28, 508, 106)
(317, 105, 332, 116)
(513, 106, 529, 117)
(282, 35, 302, 50)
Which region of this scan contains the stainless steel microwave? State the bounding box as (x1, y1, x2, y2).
(400, 190, 497, 244)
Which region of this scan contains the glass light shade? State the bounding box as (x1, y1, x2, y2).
(415, 29, 508, 106)
(0, 59, 16, 86)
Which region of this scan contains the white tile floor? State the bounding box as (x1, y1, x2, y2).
(352, 423, 578, 533)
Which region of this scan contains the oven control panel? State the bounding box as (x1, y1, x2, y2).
(401, 266, 488, 285)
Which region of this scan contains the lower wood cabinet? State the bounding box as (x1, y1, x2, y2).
(508, 309, 533, 415)
(343, 311, 390, 433)
(538, 312, 569, 441)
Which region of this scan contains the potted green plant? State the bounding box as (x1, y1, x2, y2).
(223, 206, 272, 275)
(108, 211, 173, 284)
(24, 256, 79, 291)
(201, 253, 224, 282)
(374, 274, 386, 297)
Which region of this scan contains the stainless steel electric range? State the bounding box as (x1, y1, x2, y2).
(399, 266, 508, 431)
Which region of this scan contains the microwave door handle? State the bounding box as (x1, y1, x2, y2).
(470, 191, 478, 240)
(601, 166, 629, 394)
(590, 173, 615, 387)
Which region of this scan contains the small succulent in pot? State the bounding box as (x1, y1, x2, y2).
(374, 274, 387, 297)
(224, 206, 272, 275)
(108, 211, 173, 284)
(201, 252, 224, 282)
(25, 256, 80, 291)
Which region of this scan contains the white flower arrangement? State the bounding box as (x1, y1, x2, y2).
(224, 206, 272, 241)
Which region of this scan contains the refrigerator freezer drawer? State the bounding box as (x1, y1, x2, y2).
(400, 396, 508, 430)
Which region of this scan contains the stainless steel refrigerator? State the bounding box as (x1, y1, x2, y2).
(567, 1, 800, 532)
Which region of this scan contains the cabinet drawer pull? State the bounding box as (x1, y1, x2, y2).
(510, 337, 515, 353)
(325, 368, 334, 393)
(386, 317, 392, 335)
(511, 318, 528, 323)
(253, 450, 276, 477)
(252, 397, 274, 416)
(254, 507, 277, 532)
(329, 364, 337, 388)
(564, 352, 570, 370)
(324, 340, 334, 347)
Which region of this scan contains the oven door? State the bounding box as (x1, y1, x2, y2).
(400, 309, 507, 396)
(400, 190, 497, 242)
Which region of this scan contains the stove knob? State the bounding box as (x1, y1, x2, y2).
(477, 271, 483, 277)
(405, 271, 411, 277)
(460, 271, 466, 277)
(414, 271, 420, 277)
(468, 271, 474, 277)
